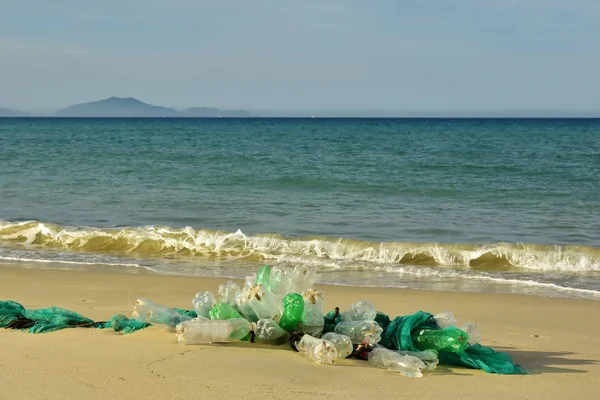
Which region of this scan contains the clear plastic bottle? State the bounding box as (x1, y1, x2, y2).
(218, 281, 241, 306)
(302, 289, 325, 337)
(288, 266, 316, 294)
(295, 334, 338, 365)
(246, 284, 282, 320)
(334, 320, 383, 345)
(132, 298, 192, 330)
(341, 300, 377, 322)
(255, 319, 288, 342)
(461, 322, 482, 344)
(434, 310, 458, 328)
(368, 347, 426, 377)
(321, 332, 353, 359)
(395, 349, 439, 370)
(269, 266, 292, 296)
(192, 291, 215, 319)
(175, 318, 252, 344)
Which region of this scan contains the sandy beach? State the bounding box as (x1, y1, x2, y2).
(1, 266, 599, 400)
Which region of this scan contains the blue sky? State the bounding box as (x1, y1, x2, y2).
(1, 0, 599, 115)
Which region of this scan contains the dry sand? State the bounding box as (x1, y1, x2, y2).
(1, 266, 599, 400)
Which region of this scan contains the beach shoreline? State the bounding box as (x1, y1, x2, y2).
(1, 266, 599, 399)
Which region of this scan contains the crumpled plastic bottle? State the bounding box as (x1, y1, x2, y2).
(246, 284, 282, 320)
(269, 266, 291, 296)
(192, 291, 215, 319)
(235, 285, 259, 322)
(279, 293, 305, 332)
(334, 320, 383, 345)
(132, 298, 192, 330)
(255, 319, 288, 342)
(295, 334, 338, 365)
(302, 289, 325, 337)
(395, 349, 439, 370)
(288, 266, 316, 294)
(433, 310, 458, 328)
(218, 281, 241, 306)
(321, 332, 353, 359)
(412, 327, 469, 353)
(341, 300, 377, 322)
(368, 347, 426, 377)
(461, 322, 482, 344)
(176, 318, 252, 344)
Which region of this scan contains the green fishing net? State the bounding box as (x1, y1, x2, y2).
(0, 300, 150, 334)
(378, 310, 526, 374)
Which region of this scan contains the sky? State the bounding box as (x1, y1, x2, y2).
(1, 0, 599, 115)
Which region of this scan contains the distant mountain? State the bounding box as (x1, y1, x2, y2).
(53, 97, 181, 117)
(0, 108, 30, 117)
(52, 97, 253, 117)
(181, 107, 252, 118)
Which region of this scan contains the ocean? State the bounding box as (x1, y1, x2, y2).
(1, 118, 599, 299)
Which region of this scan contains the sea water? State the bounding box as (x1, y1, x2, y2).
(1, 118, 599, 299)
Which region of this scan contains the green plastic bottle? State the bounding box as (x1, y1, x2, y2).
(412, 327, 470, 353)
(255, 265, 272, 287)
(209, 302, 244, 321)
(279, 293, 304, 332)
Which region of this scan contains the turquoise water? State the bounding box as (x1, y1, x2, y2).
(1, 118, 599, 299)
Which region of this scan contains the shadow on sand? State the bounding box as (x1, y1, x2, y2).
(496, 348, 599, 374)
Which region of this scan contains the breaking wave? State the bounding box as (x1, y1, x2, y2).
(1, 220, 599, 272)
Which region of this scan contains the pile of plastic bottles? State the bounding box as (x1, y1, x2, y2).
(131, 265, 483, 378)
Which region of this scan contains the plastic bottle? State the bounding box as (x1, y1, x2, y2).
(218, 281, 241, 306)
(434, 311, 458, 328)
(288, 266, 316, 294)
(254, 265, 271, 287)
(235, 288, 258, 322)
(255, 319, 288, 342)
(279, 293, 305, 332)
(192, 291, 215, 319)
(395, 349, 439, 370)
(176, 318, 252, 344)
(321, 332, 353, 359)
(341, 300, 377, 322)
(412, 327, 469, 353)
(269, 266, 292, 296)
(302, 289, 325, 336)
(334, 320, 383, 345)
(209, 302, 244, 320)
(368, 347, 426, 377)
(246, 284, 282, 320)
(461, 322, 482, 344)
(295, 334, 338, 365)
(132, 298, 192, 330)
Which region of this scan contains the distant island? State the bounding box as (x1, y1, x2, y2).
(0, 108, 30, 117)
(53, 97, 253, 118)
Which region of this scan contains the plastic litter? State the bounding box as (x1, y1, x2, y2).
(334, 320, 383, 345)
(133, 298, 192, 330)
(192, 291, 215, 319)
(341, 300, 377, 322)
(1, 264, 527, 376)
(368, 347, 426, 377)
(255, 319, 288, 342)
(176, 318, 252, 344)
(321, 332, 353, 359)
(295, 334, 338, 365)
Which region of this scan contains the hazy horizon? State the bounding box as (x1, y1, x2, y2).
(1, 1, 599, 115)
